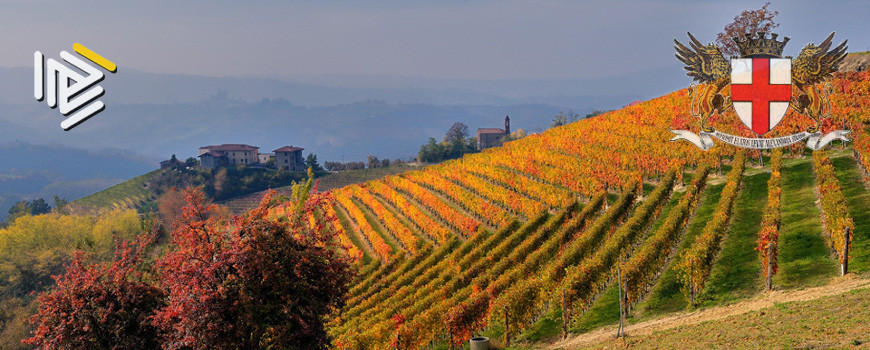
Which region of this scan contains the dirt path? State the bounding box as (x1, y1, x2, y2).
(546, 274, 870, 349)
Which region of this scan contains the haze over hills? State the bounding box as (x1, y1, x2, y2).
(0, 142, 155, 219)
(0, 64, 687, 162)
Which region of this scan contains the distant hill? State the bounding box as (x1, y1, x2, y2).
(0, 142, 155, 220)
(0, 64, 686, 164)
(842, 51, 870, 72)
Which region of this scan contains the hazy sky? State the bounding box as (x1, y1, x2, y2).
(3, 0, 868, 80)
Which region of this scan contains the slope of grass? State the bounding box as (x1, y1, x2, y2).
(570, 283, 870, 350)
(72, 170, 160, 209)
(775, 156, 838, 288)
(697, 171, 767, 306)
(567, 191, 687, 334)
(635, 182, 724, 317)
(316, 165, 420, 192)
(830, 154, 870, 272)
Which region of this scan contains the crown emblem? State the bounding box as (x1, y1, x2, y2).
(732, 32, 789, 58)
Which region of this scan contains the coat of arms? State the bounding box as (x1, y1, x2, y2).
(670, 31, 850, 150)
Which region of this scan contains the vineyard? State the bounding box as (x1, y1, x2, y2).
(296, 70, 870, 349)
(71, 170, 161, 211)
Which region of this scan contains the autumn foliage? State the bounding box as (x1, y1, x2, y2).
(25, 234, 164, 350)
(27, 180, 352, 350)
(757, 149, 783, 280)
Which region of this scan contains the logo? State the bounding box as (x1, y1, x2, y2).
(670, 32, 850, 150)
(34, 43, 117, 131)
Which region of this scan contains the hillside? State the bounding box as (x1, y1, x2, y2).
(842, 52, 870, 72)
(316, 70, 870, 349)
(71, 170, 161, 211)
(219, 165, 420, 213)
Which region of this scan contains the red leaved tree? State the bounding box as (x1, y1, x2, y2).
(25, 233, 165, 350)
(716, 2, 780, 57)
(153, 181, 352, 349)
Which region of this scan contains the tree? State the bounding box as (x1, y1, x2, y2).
(29, 199, 52, 215)
(381, 158, 391, 168)
(367, 155, 380, 169)
(552, 112, 566, 128)
(156, 188, 189, 227)
(51, 196, 68, 208)
(6, 198, 53, 224)
(25, 235, 165, 350)
(444, 122, 469, 143)
(585, 110, 606, 119)
(152, 184, 352, 350)
(305, 153, 323, 172)
(716, 2, 780, 57)
(501, 128, 528, 143)
(6, 201, 29, 224)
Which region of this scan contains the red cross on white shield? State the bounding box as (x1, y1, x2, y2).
(730, 58, 792, 136)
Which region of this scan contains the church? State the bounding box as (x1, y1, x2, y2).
(477, 115, 510, 150)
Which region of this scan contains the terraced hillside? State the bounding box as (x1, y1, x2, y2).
(219, 165, 418, 214)
(71, 170, 161, 211)
(317, 71, 870, 349)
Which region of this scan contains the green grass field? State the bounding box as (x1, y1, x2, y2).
(775, 156, 837, 289)
(830, 154, 870, 272)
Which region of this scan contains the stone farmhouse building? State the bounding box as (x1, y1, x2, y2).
(477, 115, 510, 150)
(274, 146, 305, 171)
(198, 144, 260, 169)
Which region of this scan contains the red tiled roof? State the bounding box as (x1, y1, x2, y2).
(200, 144, 259, 151)
(198, 150, 227, 158)
(477, 128, 505, 134)
(274, 146, 304, 152)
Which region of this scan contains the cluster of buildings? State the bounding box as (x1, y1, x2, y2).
(196, 144, 305, 171)
(161, 115, 513, 172)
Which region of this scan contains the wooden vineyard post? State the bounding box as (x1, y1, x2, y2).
(617, 265, 625, 338)
(842, 227, 851, 276)
(766, 242, 773, 291)
(504, 305, 510, 346)
(718, 154, 723, 175)
(689, 266, 695, 306)
(561, 288, 568, 339)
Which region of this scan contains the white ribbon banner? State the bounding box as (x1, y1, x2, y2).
(670, 129, 850, 151)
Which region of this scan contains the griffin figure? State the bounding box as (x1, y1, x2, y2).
(674, 33, 731, 132)
(791, 32, 848, 132)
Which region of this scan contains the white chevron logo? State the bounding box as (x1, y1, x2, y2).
(34, 44, 117, 131)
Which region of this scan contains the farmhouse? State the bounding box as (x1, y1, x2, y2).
(477, 115, 510, 150)
(274, 146, 305, 171)
(198, 144, 260, 169)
